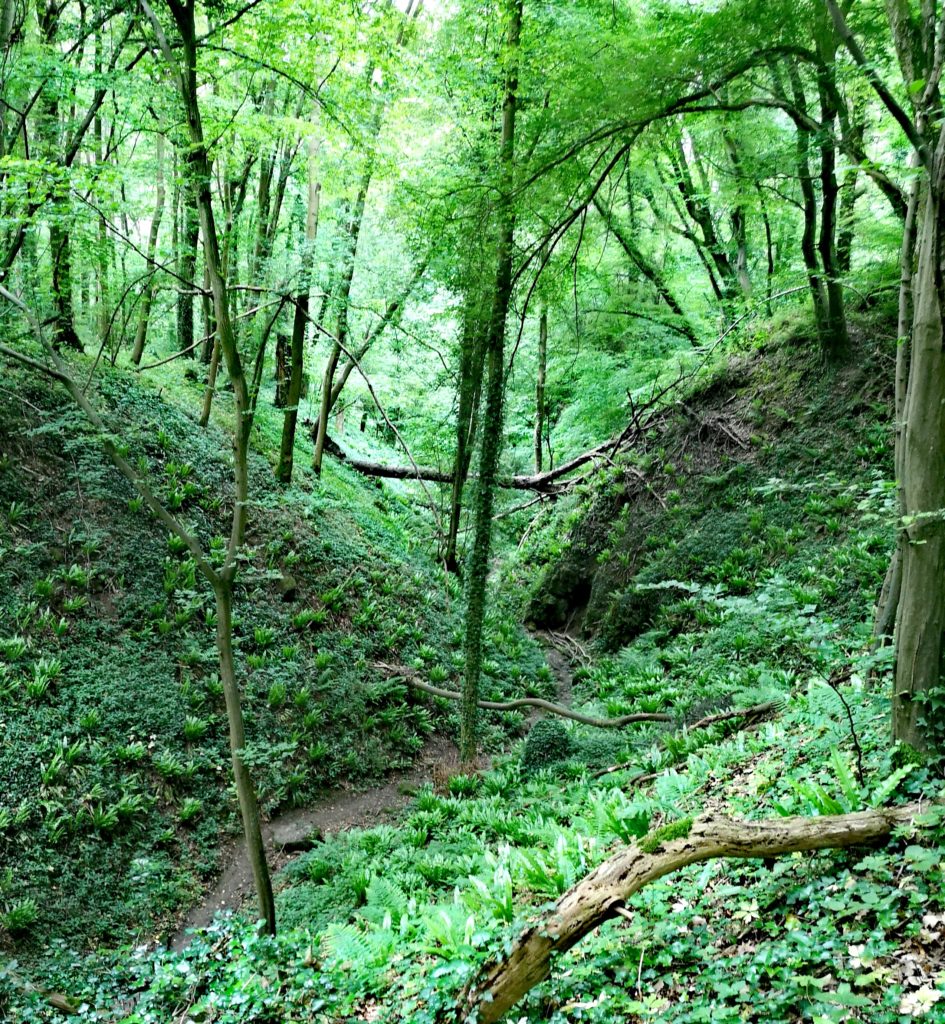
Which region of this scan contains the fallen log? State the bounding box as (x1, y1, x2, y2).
(457, 802, 927, 1023)
(373, 662, 673, 728)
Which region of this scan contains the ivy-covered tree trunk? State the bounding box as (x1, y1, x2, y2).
(444, 305, 486, 573)
(460, 0, 523, 763)
(534, 300, 547, 473)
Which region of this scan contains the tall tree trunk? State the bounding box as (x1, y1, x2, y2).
(199, 335, 221, 428)
(277, 137, 320, 484)
(274, 333, 289, 408)
(37, 2, 81, 353)
(787, 63, 829, 340)
(836, 165, 858, 274)
(312, 157, 374, 476)
(460, 0, 522, 763)
(49, 222, 82, 351)
(755, 181, 775, 315)
(131, 135, 166, 365)
(534, 298, 547, 473)
(668, 131, 739, 302)
(722, 127, 752, 297)
(875, 163, 921, 643)
(308, 255, 429, 451)
(814, 34, 850, 361)
(891, 160, 945, 748)
(142, 0, 275, 933)
(94, 33, 110, 348)
(177, 177, 199, 359)
(444, 302, 487, 573)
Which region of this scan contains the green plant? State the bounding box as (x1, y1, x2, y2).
(254, 626, 276, 649)
(179, 797, 203, 824)
(522, 719, 574, 775)
(293, 608, 327, 630)
(182, 715, 209, 742)
(1, 897, 38, 933)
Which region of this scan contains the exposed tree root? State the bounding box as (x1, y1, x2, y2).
(457, 803, 926, 1023)
(374, 662, 673, 728)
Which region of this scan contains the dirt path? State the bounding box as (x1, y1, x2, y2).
(169, 734, 456, 952)
(169, 636, 577, 952)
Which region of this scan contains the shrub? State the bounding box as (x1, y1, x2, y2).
(522, 719, 574, 775)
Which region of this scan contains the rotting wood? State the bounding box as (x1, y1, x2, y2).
(457, 802, 929, 1023)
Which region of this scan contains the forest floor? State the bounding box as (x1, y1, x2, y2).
(170, 633, 577, 950)
(169, 732, 456, 951)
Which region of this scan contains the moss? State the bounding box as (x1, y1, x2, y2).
(638, 816, 694, 854)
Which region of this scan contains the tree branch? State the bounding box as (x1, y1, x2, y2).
(374, 662, 673, 728)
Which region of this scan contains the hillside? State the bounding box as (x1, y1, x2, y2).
(6, 315, 943, 1023)
(0, 358, 546, 964)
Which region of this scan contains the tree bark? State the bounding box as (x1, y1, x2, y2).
(459, 804, 927, 1023)
(277, 136, 320, 484)
(444, 301, 487, 572)
(306, 254, 427, 461)
(785, 62, 829, 341)
(892, 163, 945, 747)
(142, 0, 274, 933)
(813, 27, 850, 361)
(177, 176, 199, 360)
(312, 156, 374, 476)
(534, 299, 547, 472)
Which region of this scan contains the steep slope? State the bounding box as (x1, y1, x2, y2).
(522, 308, 895, 652)
(0, 357, 546, 961)
(73, 311, 945, 1024)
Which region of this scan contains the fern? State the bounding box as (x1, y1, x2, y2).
(363, 876, 410, 924)
(870, 764, 916, 807)
(806, 679, 848, 723)
(829, 749, 863, 811)
(323, 923, 381, 971)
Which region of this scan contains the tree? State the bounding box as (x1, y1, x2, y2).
(460, 0, 523, 764)
(140, 0, 275, 933)
(823, 0, 945, 749)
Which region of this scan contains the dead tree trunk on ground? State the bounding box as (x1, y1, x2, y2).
(458, 803, 927, 1023)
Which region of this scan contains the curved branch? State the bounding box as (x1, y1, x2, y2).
(374, 662, 672, 728)
(459, 802, 928, 1023)
(823, 0, 927, 166)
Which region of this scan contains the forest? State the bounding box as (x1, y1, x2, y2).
(2, 0, 945, 1020)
